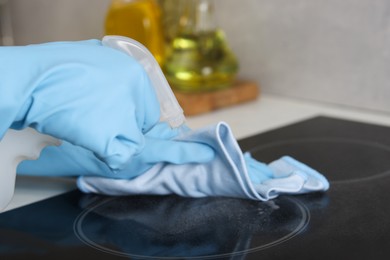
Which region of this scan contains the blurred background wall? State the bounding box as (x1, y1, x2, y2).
(4, 0, 390, 113)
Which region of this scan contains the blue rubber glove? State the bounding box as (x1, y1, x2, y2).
(1, 40, 214, 171)
(17, 122, 214, 179)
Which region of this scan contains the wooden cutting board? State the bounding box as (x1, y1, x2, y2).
(173, 80, 260, 116)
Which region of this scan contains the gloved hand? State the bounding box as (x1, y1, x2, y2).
(17, 122, 214, 179)
(1, 40, 213, 171)
(76, 122, 329, 201)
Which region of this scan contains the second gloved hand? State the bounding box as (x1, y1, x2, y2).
(17, 122, 215, 179)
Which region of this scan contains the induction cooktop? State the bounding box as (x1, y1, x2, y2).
(1, 116, 390, 260)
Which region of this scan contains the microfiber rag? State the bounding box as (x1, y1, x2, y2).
(78, 122, 329, 201)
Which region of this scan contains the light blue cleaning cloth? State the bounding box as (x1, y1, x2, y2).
(78, 122, 329, 201)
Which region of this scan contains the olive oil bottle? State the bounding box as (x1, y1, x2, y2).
(162, 0, 238, 92)
(105, 0, 165, 65)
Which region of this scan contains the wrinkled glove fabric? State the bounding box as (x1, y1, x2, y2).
(77, 122, 329, 201)
(0, 40, 160, 171)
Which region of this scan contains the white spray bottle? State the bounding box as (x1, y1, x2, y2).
(0, 129, 59, 211)
(0, 36, 185, 212)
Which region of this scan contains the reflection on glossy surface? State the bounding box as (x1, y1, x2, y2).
(74, 195, 309, 259)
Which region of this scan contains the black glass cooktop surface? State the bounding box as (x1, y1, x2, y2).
(2, 116, 390, 260)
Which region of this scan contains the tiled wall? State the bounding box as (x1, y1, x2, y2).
(8, 0, 390, 113)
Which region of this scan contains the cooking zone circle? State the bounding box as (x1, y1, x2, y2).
(74, 196, 309, 259)
(248, 137, 390, 184)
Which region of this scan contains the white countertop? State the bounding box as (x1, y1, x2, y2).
(4, 93, 390, 212)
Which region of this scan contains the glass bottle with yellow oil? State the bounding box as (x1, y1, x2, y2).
(162, 0, 239, 92)
(105, 0, 165, 65)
